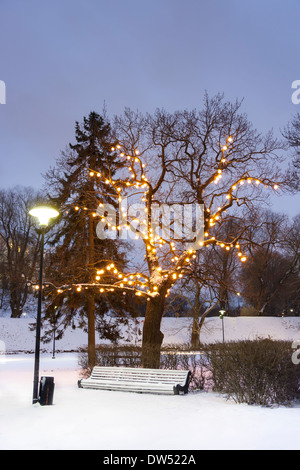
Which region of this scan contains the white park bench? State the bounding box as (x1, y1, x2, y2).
(78, 366, 191, 395)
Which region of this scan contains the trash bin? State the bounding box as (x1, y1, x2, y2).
(39, 376, 55, 406)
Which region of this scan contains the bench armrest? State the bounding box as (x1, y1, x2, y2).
(173, 371, 191, 395)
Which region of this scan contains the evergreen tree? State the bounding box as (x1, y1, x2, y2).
(44, 112, 132, 367)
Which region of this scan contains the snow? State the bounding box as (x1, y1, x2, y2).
(1, 316, 300, 353)
(1, 316, 300, 450)
(162, 316, 300, 345)
(0, 352, 299, 451)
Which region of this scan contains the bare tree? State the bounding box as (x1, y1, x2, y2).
(283, 113, 300, 190)
(0, 187, 41, 317)
(177, 216, 242, 348)
(53, 94, 288, 368)
(240, 210, 300, 315)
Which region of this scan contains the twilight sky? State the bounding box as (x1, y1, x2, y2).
(0, 0, 299, 216)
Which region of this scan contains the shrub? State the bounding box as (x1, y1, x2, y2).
(78, 344, 141, 377)
(240, 306, 260, 316)
(200, 339, 300, 406)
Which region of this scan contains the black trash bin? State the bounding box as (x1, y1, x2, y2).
(39, 376, 55, 406)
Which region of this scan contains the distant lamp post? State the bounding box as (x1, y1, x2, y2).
(52, 306, 58, 360)
(236, 292, 241, 311)
(219, 309, 226, 343)
(29, 206, 59, 404)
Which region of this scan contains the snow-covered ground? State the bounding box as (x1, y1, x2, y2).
(0, 353, 299, 451)
(1, 316, 300, 450)
(1, 316, 300, 353)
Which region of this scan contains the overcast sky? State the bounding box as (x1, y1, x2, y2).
(0, 0, 299, 216)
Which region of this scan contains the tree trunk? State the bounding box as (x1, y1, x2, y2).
(191, 283, 201, 349)
(191, 315, 201, 350)
(141, 295, 165, 369)
(87, 214, 96, 368)
(87, 294, 96, 368)
(10, 281, 28, 318)
(191, 303, 219, 347)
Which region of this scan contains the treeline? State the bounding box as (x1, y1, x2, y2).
(165, 210, 300, 320)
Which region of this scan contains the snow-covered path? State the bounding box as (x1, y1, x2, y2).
(0, 353, 299, 450)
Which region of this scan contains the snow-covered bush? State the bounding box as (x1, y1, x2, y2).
(200, 339, 300, 406)
(78, 345, 141, 376)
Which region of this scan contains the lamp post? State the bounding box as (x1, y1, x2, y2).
(236, 292, 241, 312)
(219, 309, 226, 343)
(29, 206, 59, 404)
(52, 306, 58, 359)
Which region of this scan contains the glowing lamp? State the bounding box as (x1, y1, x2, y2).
(29, 206, 59, 227)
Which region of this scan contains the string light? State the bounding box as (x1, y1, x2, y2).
(52, 136, 276, 299)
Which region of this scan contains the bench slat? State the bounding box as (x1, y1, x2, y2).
(82, 378, 186, 387)
(90, 373, 188, 382)
(79, 381, 178, 395)
(91, 367, 188, 375)
(80, 380, 176, 390)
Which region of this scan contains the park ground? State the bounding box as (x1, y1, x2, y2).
(0, 352, 299, 451)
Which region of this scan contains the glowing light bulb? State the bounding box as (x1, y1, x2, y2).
(29, 206, 59, 227)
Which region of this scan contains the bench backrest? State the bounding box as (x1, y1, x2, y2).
(90, 366, 190, 385)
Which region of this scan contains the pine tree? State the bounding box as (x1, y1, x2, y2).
(44, 112, 132, 367)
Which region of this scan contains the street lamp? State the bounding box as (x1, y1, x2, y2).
(29, 206, 59, 404)
(219, 309, 226, 343)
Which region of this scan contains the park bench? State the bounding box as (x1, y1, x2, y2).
(78, 366, 191, 395)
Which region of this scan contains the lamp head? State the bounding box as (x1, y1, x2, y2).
(29, 206, 59, 227)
